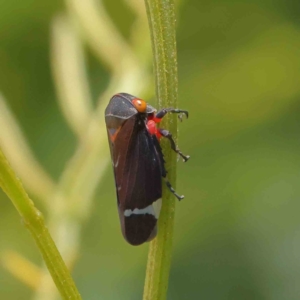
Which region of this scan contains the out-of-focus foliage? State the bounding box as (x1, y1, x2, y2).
(1, 0, 300, 299)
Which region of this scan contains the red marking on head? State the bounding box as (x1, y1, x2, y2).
(147, 120, 156, 135)
(146, 120, 162, 140)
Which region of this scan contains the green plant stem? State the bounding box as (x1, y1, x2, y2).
(143, 0, 178, 299)
(0, 148, 81, 300)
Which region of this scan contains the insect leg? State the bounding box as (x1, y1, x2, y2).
(159, 129, 190, 162)
(152, 136, 184, 201)
(164, 178, 184, 200)
(156, 108, 188, 122)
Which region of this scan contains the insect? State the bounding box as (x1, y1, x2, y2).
(105, 93, 189, 245)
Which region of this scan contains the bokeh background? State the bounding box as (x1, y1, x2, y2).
(1, 0, 300, 299)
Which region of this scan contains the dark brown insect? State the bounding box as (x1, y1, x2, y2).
(105, 93, 189, 245)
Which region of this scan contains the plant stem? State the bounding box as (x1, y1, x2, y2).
(0, 148, 81, 300)
(143, 0, 178, 299)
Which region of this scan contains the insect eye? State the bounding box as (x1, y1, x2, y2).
(132, 98, 147, 113)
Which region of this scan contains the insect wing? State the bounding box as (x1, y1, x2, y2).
(109, 116, 162, 245)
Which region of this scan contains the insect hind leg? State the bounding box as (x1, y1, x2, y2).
(159, 129, 190, 162)
(164, 178, 184, 201)
(152, 135, 185, 201)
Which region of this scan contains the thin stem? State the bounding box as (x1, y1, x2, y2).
(0, 148, 81, 300)
(143, 0, 178, 299)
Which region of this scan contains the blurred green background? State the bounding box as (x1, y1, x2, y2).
(1, 0, 300, 299)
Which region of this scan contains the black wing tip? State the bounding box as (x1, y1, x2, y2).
(121, 214, 157, 246)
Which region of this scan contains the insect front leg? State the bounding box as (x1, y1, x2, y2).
(156, 108, 189, 122)
(159, 129, 190, 162)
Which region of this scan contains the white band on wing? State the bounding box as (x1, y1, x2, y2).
(124, 198, 161, 219)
